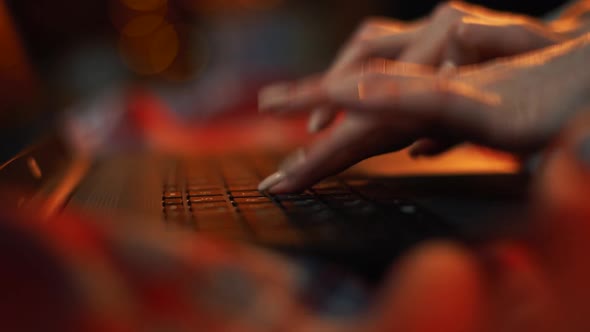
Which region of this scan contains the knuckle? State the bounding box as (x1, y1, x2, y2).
(453, 19, 473, 43)
(433, 1, 462, 18)
(355, 16, 398, 39)
(354, 39, 375, 57)
(358, 17, 382, 34)
(359, 16, 392, 29)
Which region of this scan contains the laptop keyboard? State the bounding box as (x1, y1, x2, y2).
(161, 154, 452, 249)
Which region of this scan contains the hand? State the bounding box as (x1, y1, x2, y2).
(302, 1, 568, 156)
(359, 113, 590, 332)
(258, 35, 590, 193)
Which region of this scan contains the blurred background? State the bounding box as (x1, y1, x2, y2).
(0, 0, 569, 159)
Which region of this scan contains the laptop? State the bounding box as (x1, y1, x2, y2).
(0, 97, 530, 282)
(0, 1, 530, 282)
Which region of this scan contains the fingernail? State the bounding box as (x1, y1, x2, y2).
(258, 171, 287, 192)
(308, 110, 324, 133)
(259, 83, 291, 112)
(577, 135, 590, 167)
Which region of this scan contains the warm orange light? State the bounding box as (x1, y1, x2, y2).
(149, 24, 180, 73)
(161, 25, 209, 82)
(121, 15, 165, 37)
(109, 0, 167, 34)
(119, 21, 180, 75)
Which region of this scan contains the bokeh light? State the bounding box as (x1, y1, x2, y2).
(110, 0, 183, 76)
(121, 0, 168, 12)
(121, 15, 165, 37)
(119, 21, 180, 75)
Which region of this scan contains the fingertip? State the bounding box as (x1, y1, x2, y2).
(266, 182, 289, 194)
(258, 82, 292, 112)
(258, 171, 287, 192)
(308, 111, 324, 133)
(266, 177, 300, 194)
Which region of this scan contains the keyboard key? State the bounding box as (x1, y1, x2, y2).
(230, 190, 264, 198)
(274, 193, 314, 201)
(188, 189, 226, 197)
(228, 184, 259, 191)
(314, 188, 350, 195)
(324, 199, 367, 209)
(237, 202, 277, 211)
(190, 202, 231, 211)
(187, 179, 223, 187)
(163, 198, 183, 205)
(282, 200, 325, 212)
(188, 196, 226, 204)
(163, 191, 182, 199)
(233, 197, 272, 204)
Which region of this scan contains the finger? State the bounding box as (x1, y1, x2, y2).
(259, 77, 328, 113)
(455, 18, 560, 60)
(409, 138, 460, 158)
(258, 32, 413, 113)
(331, 30, 416, 73)
(308, 107, 338, 133)
(370, 242, 485, 332)
(261, 117, 402, 193)
(262, 66, 500, 144)
(397, 27, 451, 65)
(329, 69, 497, 121)
(396, 4, 463, 65)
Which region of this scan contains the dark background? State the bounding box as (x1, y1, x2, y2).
(0, 0, 571, 161)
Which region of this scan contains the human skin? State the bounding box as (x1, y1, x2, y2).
(298, 1, 590, 156)
(257, 32, 590, 194)
(257, 1, 590, 193)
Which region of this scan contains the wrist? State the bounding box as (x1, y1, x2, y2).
(545, 33, 590, 127)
